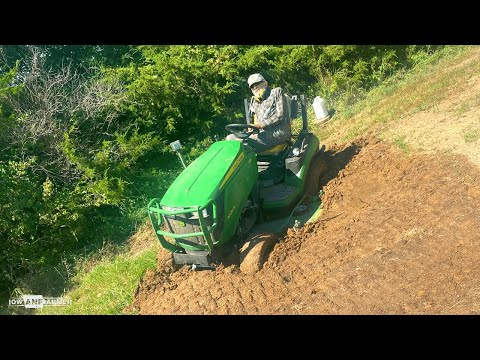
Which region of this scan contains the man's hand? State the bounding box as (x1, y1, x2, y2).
(247, 124, 262, 132)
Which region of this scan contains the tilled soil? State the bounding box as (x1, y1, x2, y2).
(130, 138, 480, 314)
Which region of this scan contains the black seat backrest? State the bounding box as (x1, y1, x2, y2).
(244, 98, 252, 124)
(289, 95, 298, 119)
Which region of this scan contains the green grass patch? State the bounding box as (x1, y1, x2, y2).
(455, 93, 480, 117)
(456, 102, 471, 117)
(464, 130, 479, 143)
(393, 135, 409, 153)
(38, 246, 157, 315)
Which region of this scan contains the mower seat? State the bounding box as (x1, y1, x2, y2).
(258, 142, 288, 156)
(256, 142, 291, 187)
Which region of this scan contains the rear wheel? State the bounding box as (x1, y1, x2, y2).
(239, 233, 277, 274)
(304, 151, 328, 198)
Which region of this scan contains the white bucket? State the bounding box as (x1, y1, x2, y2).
(312, 96, 329, 120)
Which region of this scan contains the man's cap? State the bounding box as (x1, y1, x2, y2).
(248, 73, 266, 88)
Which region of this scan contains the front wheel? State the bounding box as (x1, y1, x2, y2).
(239, 233, 277, 274)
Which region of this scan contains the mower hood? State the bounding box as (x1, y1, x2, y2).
(161, 140, 250, 208)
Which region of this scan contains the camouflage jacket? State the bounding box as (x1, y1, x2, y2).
(249, 87, 290, 134)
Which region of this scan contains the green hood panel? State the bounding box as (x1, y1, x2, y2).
(161, 141, 246, 207)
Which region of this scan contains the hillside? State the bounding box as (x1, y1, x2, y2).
(130, 47, 480, 314)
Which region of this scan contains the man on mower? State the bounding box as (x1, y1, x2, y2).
(226, 73, 291, 153)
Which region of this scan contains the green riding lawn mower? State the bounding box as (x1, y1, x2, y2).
(148, 95, 328, 272)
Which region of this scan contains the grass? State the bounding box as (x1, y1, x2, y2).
(455, 93, 480, 118)
(455, 102, 470, 117)
(464, 130, 479, 143)
(37, 245, 157, 315)
(393, 135, 409, 154)
(313, 45, 475, 145)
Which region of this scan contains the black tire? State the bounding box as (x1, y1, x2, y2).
(304, 151, 328, 198)
(239, 233, 277, 274)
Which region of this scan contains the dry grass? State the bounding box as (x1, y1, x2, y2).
(310, 46, 480, 168)
(382, 48, 480, 167)
(127, 221, 158, 256)
(312, 46, 478, 149)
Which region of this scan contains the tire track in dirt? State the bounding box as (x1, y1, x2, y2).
(131, 138, 480, 314)
(278, 140, 480, 314)
(313, 215, 480, 314)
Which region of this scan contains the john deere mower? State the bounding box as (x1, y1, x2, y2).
(148, 95, 327, 271)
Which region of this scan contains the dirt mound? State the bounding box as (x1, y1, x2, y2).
(131, 138, 480, 314)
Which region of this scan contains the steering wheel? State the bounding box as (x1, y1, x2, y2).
(225, 124, 260, 139)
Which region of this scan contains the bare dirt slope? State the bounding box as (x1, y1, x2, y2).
(130, 48, 480, 314)
(131, 138, 480, 314)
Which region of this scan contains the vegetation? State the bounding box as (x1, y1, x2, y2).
(38, 246, 158, 315)
(1, 44, 466, 314)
